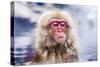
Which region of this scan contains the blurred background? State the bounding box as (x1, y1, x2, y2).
(11, 1, 97, 65)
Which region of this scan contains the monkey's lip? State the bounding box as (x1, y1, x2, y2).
(56, 36, 64, 43)
(57, 36, 64, 39)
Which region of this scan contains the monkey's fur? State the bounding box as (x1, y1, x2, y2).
(31, 11, 79, 64)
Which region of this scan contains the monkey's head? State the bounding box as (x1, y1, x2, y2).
(36, 11, 77, 48)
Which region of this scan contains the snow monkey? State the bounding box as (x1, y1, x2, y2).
(31, 11, 79, 64)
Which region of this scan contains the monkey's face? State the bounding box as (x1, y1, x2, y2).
(49, 18, 68, 44)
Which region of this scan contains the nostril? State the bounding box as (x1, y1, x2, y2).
(58, 29, 62, 32)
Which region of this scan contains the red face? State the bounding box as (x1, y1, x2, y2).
(49, 19, 68, 44)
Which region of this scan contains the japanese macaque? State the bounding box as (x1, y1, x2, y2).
(31, 11, 79, 64)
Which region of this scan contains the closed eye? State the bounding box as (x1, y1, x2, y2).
(60, 21, 66, 27)
(52, 22, 58, 27)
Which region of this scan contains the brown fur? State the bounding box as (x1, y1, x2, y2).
(31, 11, 79, 64)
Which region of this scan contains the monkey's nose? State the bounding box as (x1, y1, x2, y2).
(58, 29, 62, 32)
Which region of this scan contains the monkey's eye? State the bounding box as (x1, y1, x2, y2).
(52, 22, 59, 27)
(60, 21, 66, 27)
